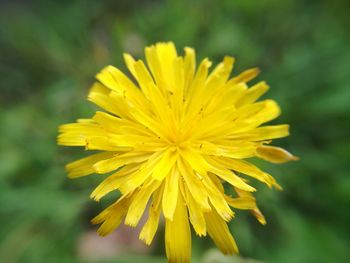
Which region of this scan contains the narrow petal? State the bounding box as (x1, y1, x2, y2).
(90, 164, 141, 201)
(214, 157, 277, 188)
(200, 56, 235, 108)
(165, 193, 191, 263)
(229, 67, 260, 84)
(139, 184, 164, 245)
(232, 100, 281, 130)
(129, 105, 169, 138)
(204, 208, 238, 255)
(171, 57, 185, 120)
(57, 122, 103, 146)
(65, 152, 115, 178)
(87, 83, 124, 116)
(201, 174, 234, 221)
(155, 42, 178, 92)
(228, 124, 290, 141)
(91, 193, 133, 236)
(183, 47, 196, 95)
(198, 141, 257, 159)
(145, 45, 164, 88)
(125, 179, 161, 227)
(206, 82, 247, 115)
(183, 58, 212, 121)
(177, 157, 211, 211)
(206, 157, 256, 192)
(93, 151, 152, 174)
(236, 81, 269, 107)
(92, 111, 152, 136)
(180, 181, 206, 236)
(251, 207, 267, 225)
(95, 65, 151, 112)
(119, 152, 163, 194)
(179, 147, 209, 176)
(162, 167, 179, 220)
(225, 195, 256, 210)
(235, 188, 266, 225)
(152, 147, 178, 180)
(257, 145, 299, 163)
(206, 56, 234, 85)
(107, 133, 162, 148)
(86, 136, 132, 151)
(125, 57, 154, 100)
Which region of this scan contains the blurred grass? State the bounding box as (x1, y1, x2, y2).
(0, 0, 349, 262)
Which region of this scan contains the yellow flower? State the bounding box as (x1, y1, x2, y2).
(58, 42, 297, 262)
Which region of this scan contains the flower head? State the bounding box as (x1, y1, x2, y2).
(58, 42, 297, 262)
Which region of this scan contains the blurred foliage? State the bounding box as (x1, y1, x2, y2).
(1, 0, 350, 262)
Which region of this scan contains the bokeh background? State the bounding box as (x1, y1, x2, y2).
(1, 0, 349, 262)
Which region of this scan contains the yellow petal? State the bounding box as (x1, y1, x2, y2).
(85, 136, 132, 151)
(152, 148, 178, 181)
(251, 207, 267, 225)
(119, 152, 163, 194)
(155, 42, 178, 92)
(125, 179, 161, 227)
(145, 42, 178, 96)
(225, 195, 256, 210)
(144, 45, 163, 88)
(87, 83, 124, 116)
(202, 175, 234, 221)
(57, 122, 103, 146)
(236, 81, 269, 107)
(230, 67, 260, 84)
(129, 105, 169, 139)
(65, 152, 115, 178)
(90, 164, 140, 201)
(107, 133, 161, 148)
(171, 57, 185, 120)
(93, 151, 152, 174)
(183, 47, 196, 95)
(184, 58, 212, 120)
(206, 56, 234, 85)
(257, 145, 298, 163)
(177, 157, 211, 211)
(204, 208, 238, 255)
(130, 60, 176, 132)
(214, 157, 276, 187)
(162, 167, 179, 220)
(198, 141, 257, 159)
(232, 100, 281, 130)
(228, 124, 290, 141)
(180, 181, 206, 236)
(206, 157, 256, 192)
(235, 188, 266, 225)
(123, 53, 137, 76)
(165, 192, 191, 263)
(92, 111, 124, 132)
(95, 65, 151, 112)
(107, 92, 137, 120)
(91, 193, 132, 236)
(139, 184, 164, 245)
(93, 111, 152, 136)
(190, 107, 237, 140)
(126, 57, 154, 100)
(179, 147, 209, 176)
(199, 56, 235, 112)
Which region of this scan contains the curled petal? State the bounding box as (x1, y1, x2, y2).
(257, 145, 299, 163)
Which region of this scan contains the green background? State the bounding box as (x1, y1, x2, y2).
(1, 0, 349, 262)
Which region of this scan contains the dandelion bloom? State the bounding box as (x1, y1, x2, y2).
(58, 42, 297, 262)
